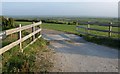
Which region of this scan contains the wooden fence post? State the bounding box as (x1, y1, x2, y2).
(19, 24, 23, 52)
(108, 22, 112, 37)
(87, 24, 90, 34)
(39, 21, 42, 36)
(32, 22, 35, 40)
(40, 21, 42, 28)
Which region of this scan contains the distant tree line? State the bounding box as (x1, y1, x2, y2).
(15, 18, 118, 26)
(15, 19, 78, 25)
(15, 19, 40, 22)
(41, 19, 78, 25)
(41, 19, 118, 26)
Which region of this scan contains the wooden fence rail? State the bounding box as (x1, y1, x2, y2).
(76, 23, 120, 40)
(0, 21, 42, 55)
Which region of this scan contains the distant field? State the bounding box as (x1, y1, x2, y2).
(2, 21, 119, 39)
(42, 23, 119, 38)
(15, 21, 32, 26)
(1, 21, 119, 49)
(42, 23, 77, 34)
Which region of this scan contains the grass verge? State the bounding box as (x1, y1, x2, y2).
(2, 37, 53, 72)
(82, 35, 120, 49)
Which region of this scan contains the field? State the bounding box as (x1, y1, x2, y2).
(14, 21, 32, 26)
(42, 23, 77, 34)
(10, 21, 119, 39)
(42, 23, 119, 39)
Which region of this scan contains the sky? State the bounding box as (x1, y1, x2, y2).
(1, 0, 119, 2)
(0, 0, 119, 17)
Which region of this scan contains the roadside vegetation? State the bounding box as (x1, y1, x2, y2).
(2, 37, 53, 72)
(1, 16, 16, 30)
(42, 23, 77, 34)
(1, 17, 54, 72)
(83, 35, 119, 49)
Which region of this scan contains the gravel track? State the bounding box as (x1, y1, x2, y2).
(42, 29, 118, 72)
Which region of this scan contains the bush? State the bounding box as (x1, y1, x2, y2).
(2, 16, 15, 30)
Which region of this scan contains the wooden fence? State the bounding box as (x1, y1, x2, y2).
(76, 23, 120, 40)
(0, 21, 42, 55)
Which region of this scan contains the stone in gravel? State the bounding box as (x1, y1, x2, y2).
(104, 66, 106, 68)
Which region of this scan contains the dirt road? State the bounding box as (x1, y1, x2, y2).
(41, 29, 118, 72)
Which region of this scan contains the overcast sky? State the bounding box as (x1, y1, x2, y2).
(1, 1, 119, 17)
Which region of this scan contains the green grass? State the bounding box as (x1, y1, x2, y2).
(2, 33, 19, 47)
(78, 25, 119, 38)
(83, 35, 120, 49)
(2, 37, 52, 72)
(42, 23, 77, 34)
(14, 21, 32, 26)
(80, 25, 119, 32)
